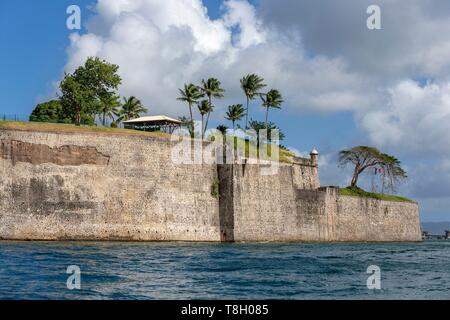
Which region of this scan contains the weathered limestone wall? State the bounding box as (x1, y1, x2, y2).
(223, 165, 421, 242)
(291, 157, 320, 190)
(0, 129, 221, 241)
(222, 164, 299, 241)
(0, 128, 421, 242)
(217, 162, 320, 241)
(296, 187, 421, 242)
(224, 165, 331, 242)
(331, 192, 422, 242)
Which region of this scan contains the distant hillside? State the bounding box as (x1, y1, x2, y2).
(421, 222, 450, 234)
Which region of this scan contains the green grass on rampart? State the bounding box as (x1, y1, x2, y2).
(0, 120, 170, 138)
(339, 186, 414, 203)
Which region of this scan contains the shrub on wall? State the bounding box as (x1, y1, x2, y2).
(211, 178, 220, 199)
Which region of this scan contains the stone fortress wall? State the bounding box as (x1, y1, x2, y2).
(0, 128, 421, 242)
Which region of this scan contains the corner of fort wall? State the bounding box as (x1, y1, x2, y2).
(218, 164, 421, 242)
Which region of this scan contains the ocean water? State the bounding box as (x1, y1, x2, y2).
(0, 241, 448, 300)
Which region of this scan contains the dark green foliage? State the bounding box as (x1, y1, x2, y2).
(216, 125, 228, 135)
(248, 119, 285, 141)
(261, 89, 283, 128)
(98, 94, 121, 126)
(59, 57, 122, 126)
(225, 104, 245, 129)
(29, 99, 93, 124)
(339, 146, 407, 191)
(117, 96, 148, 122)
(197, 100, 213, 139)
(200, 78, 224, 134)
(177, 83, 204, 135)
(29, 100, 67, 123)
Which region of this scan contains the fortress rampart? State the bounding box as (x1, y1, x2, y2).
(0, 128, 421, 242)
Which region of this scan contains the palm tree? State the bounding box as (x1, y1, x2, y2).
(99, 94, 121, 126)
(197, 100, 213, 139)
(118, 96, 148, 123)
(261, 89, 283, 129)
(249, 119, 285, 143)
(178, 116, 193, 136)
(216, 125, 228, 136)
(177, 83, 204, 135)
(240, 74, 266, 129)
(225, 104, 245, 129)
(200, 78, 225, 135)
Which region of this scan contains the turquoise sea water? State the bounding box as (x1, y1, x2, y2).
(0, 241, 448, 300)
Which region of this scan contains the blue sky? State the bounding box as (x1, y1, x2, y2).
(1, 0, 450, 222)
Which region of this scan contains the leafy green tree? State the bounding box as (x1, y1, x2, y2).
(60, 57, 122, 126)
(118, 96, 148, 123)
(177, 83, 204, 135)
(339, 146, 407, 191)
(261, 89, 283, 129)
(240, 74, 266, 129)
(225, 104, 245, 129)
(60, 74, 90, 125)
(197, 100, 213, 139)
(200, 78, 225, 134)
(29, 100, 69, 123)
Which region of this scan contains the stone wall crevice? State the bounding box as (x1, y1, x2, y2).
(217, 164, 235, 242)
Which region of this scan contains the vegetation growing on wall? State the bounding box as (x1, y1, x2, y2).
(211, 177, 220, 199)
(0, 120, 169, 138)
(339, 186, 413, 203)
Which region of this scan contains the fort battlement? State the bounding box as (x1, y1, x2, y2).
(0, 128, 421, 242)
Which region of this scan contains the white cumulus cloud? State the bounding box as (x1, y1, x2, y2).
(64, 0, 369, 118)
(358, 80, 450, 156)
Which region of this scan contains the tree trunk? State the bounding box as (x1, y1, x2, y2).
(103, 111, 106, 126)
(204, 113, 210, 137)
(201, 115, 204, 140)
(188, 102, 194, 137)
(75, 107, 81, 126)
(204, 96, 212, 136)
(245, 96, 249, 129)
(265, 107, 269, 129)
(350, 166, 360, 187)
